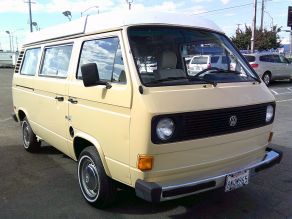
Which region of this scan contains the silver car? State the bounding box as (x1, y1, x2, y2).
(244, 53, 292, 86)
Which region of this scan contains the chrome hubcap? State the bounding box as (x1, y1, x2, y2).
(84, 164, 98, 191)
(79, 156, 100, 199)
(263, 74, 270, 85)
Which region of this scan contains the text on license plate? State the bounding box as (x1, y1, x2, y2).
(225, 170, 250, 192)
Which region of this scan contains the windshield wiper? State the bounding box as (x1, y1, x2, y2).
(211, 69, 241, 74)
(144, 76, 187, 85)
(189, 76, 217, 87)
(144, 76, 218, 87)
(213, 69, 261, 83)
(196, 68, 261, 83)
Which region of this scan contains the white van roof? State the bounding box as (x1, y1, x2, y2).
(24, 11, 223, 45)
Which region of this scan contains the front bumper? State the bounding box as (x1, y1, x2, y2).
(135, 147, 282, 203)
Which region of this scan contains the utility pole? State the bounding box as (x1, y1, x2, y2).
(260, 0, 265, 31)
(251, 0, 257, 53)
(25, 0, 34, 32)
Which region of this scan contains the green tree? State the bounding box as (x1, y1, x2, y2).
(231, 25, 281, 51)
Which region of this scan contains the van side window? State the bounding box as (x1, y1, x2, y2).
(20, 48, 41, 75)
(40, 44, 73, 78)
(77, 37, 126, 83)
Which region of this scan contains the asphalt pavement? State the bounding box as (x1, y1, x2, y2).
(0, 68, 291, 218)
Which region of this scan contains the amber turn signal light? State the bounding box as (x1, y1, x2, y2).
(137, 155, 153, 171)
(268, 132, 273, 142)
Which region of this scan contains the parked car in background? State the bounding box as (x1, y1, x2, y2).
(0, 51, 18, 68)
(244, 53, 292, 86)
(138, 56, 157, 73)
(188, 55, 229, 75)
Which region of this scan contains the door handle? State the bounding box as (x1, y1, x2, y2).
(55, 96, 64, 101)
(68, 98, 78, 104)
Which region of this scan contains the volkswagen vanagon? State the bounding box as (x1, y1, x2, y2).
(12, 11, 282, 208)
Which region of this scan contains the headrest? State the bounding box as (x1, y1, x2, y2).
(160, 51, 177, 69)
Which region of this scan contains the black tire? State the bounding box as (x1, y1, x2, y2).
(262, 72, 271, 86)
(78, 146, 116, 208)
(22, 117, 41, 153)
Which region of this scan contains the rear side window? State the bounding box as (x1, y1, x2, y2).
(77, 37, 126, 83)
(259, 55, 272, 62)
(222, 56, 231, 64)
(20, 48, 41, 75)
(191, 57, 208, 64)
(211, 56, 219, 63)
(272, 55, 281, 63)
(40, 44, 73, 78)
(244, 55, 255, 62)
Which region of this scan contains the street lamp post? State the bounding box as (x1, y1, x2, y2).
(81, 6, 99, 17)
(5, 31, 12, 52)
(126, 0, 133, 10)
(62, 11, 72, 21)
(32, 22, 39, 31)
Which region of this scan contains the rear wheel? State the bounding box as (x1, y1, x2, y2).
(262, 72, 271, 86)
(22, 117, 41, 152)
(78, 146, 116, 208)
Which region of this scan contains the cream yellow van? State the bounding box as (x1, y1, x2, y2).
(12, 11, 282, 208)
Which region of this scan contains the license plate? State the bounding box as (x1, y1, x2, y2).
(225, 170, 249, 192)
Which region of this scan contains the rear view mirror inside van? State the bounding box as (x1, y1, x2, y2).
(81, 63, 111, 89)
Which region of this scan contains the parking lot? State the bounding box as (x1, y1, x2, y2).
(0, 68, 291, 218)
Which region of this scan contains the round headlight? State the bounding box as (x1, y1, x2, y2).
(156, 118, 175, 141)
(266, 105, 274, 123)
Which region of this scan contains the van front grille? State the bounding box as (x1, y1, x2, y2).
(151, 102, 275, 144)
(182, 104, 268, 140)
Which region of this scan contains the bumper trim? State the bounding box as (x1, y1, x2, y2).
(135, 147, 282, 202)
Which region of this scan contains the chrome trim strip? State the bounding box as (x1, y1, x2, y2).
(160, 150, 280, 201)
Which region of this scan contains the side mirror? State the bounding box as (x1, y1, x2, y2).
(81, 63, 111, 89)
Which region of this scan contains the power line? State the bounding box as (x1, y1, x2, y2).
(193, 0, 272, 15)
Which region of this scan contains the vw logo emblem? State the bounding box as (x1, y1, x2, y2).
(229, 115, 237, 127)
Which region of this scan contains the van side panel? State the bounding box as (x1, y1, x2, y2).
(31, 77, 69, 155)
(13, 75, 37, 122)
(68, 82, 132, 184)
(68, 32, 132, 184)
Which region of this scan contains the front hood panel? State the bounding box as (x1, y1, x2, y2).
(142, 82, 274, 114)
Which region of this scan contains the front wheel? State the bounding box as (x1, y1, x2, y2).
(262, 72, 271, 86)
(78, 146, 116, 208)
(22, 117, 41, 152)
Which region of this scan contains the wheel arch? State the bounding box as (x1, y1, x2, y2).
(73, 132, 111, 177)
(17, 108, 29, 122)
(263, 70, 272, 78)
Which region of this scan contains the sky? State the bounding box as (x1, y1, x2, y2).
(0, 0, 291, 51)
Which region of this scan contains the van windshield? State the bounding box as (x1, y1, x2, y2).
(128, 26, 259, 87)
